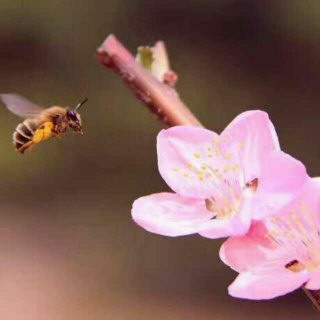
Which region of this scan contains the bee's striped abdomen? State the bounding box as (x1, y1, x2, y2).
(13, 121, 37, 153)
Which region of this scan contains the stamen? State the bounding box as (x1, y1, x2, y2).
(246, 178, 258, 192)
(285, 260, 306, 273)
(267, 203, 320, 273)
(172, 138, 259, 221)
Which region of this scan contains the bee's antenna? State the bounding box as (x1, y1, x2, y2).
(75, 98, 88, 111)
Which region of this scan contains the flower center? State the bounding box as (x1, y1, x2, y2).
(267, 202, 320, 273)
(172, 137, 259, 220)
(205, 178, 258, 220)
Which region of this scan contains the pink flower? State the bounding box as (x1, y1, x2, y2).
(132, 111, 307, 238)
(221, 178, 320, 300)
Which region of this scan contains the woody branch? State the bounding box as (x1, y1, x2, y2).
(96, 34, 202, 128)
(96, 33, 320, 314)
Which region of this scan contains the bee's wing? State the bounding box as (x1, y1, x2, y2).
(0, 93, 44, 118)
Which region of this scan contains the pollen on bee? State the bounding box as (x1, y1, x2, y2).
(32, 122, 54, 144)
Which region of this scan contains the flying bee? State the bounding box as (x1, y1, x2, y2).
(0, 94, 87, 154)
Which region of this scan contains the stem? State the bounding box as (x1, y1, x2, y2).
(96, 34, 202, 127)
(302, 287, 320, 314)
(96, 34, 320, 313)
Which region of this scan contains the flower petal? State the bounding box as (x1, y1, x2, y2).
(253, 151, 307, 219)
(198, 198, 255, 239)
(220, 221, 272, 272)
(221, 110, 280, 183)
(131, 192, 214, 237)
(228, 268, 308, 300)
(157, 126, 220, 198)
(305, 270, 320, 290)
(299, 177, 320, 215)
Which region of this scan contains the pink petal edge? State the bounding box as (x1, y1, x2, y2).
(157, 126, 220, 199)
(305, 270, 320, 290)
(132, 192, 214, 237)
(228, 269, 309, 300)
(253, 151, 308, 219)
(219, 221, 272, 272)
(222, 110, 280, 151)
(221, 110, 280, 183)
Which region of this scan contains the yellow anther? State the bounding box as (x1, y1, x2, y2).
(268, 230, 279, 238)
(213, 138, 219, 146)
(223, 167, 231, 173)
(238, 141, 244, 150)
(232, 165, 240, 171)
(224, 153, 232, 160)
(194, 152, 201, 159)
(184, 173, 189, 178)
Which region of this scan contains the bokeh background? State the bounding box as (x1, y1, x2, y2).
(0, 0, 320, 319)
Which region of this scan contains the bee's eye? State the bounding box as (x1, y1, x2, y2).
(67, 109, 77, 121)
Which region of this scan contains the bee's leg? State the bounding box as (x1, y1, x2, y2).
(53, 118, 68, 137)
(55, 125, 68, 138)
(17, 141, 34, 154)
(52, 115, 62, 134)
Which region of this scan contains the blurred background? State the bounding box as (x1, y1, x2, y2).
(0, 0, 319, 319)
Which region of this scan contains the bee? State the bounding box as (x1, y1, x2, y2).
(0, 94, 87, 154)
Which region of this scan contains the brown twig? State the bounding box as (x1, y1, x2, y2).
(302, 287, 320, 314)
(96, 34, 202, 127)
(96, 33, 320, 314)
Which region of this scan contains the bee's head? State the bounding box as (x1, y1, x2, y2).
(67, 98, 88, 134)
